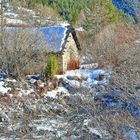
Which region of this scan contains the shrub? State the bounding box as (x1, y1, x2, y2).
(45, 54, 58, 78)
(67, 59, 79, 70)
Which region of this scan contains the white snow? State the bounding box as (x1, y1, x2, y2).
(5, 18, 25, 25)
(83, 119, 111, 139)
(34, 117, 67, 137)
(30, 78, 37, 84)
(75, 27, 85, 32)
(65, 69, 106, 80)
(6, 78, 17, 83)
(60, 27, 67, 51)
(65, 69, 87, 79)
(45, 87, 69, 98)
(20, 89, 35, 96)
(80, 63, 98, 69)
(68, 80, 82, 88)
(58, 22, 71, 51)
(0, 81, 11, 94)
(18, 7, 36, 16)
(61, 22, 70, 27)
(4, 12, 18, 18)
(56, 68, 111, 89)
(89, 128, 103, 138)
(39, 82, 45, 88)
(55, 75, 64, 79)
(135, 39, 140, 44)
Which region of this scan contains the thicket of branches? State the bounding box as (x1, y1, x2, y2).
(0, 28, 48, 79)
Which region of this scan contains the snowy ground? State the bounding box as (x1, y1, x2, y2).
(0, 81, 11, 94)
(56, 69, 111, 89)
(0, 68, 140, 139)
(0, 68, 110, 96)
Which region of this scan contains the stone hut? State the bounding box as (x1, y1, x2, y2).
(5, 24, 81, 72)
(39, 25, 81, 72)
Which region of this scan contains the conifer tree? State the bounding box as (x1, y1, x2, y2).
(45, 54, 58, 78)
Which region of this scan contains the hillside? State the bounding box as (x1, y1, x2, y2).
(1, 0, 139, 26)
(20, 0, 140, 24)
(0, 0, 140, 140)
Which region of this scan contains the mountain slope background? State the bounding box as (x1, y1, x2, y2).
(6, 0, 140, 25)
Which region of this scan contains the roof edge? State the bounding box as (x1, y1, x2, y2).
(60, 25, 81, 52)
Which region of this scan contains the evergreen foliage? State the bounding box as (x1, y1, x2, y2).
(25, 0, 94, 25)
(45, 54, 58, 78)
(82, 0, 121, 31)
(24, 0, 138, 24)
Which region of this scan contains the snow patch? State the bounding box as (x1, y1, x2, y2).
(60, 27, 67, 51)
(135, 39, 140, 44)
(45, 87, 69, 98)
(75, 27, 85, 32)
(5, 18, 25, 25)
(61, 22, 70, 27)
(18, 7, 36, 16)
(4, 12, 18, 18)
(0, 81, 11, 94)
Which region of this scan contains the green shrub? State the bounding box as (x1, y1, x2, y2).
(45, 54, 58, 78)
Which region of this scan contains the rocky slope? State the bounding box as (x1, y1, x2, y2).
(0, 69, 140, 139)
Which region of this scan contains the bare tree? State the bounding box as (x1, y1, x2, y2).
(0, 27, 48, 79)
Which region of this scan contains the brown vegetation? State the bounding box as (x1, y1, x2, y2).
(67, 59, 79, 70)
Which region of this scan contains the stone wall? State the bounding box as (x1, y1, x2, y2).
(62, 33, 79, 71)
(52, 33, 80, 73)
(55, 54, 63, 73)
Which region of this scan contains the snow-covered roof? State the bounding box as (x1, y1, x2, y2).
(38, 26, 67, 52)
(5, 25, 81, 53)
(35, 25, 81, 53)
